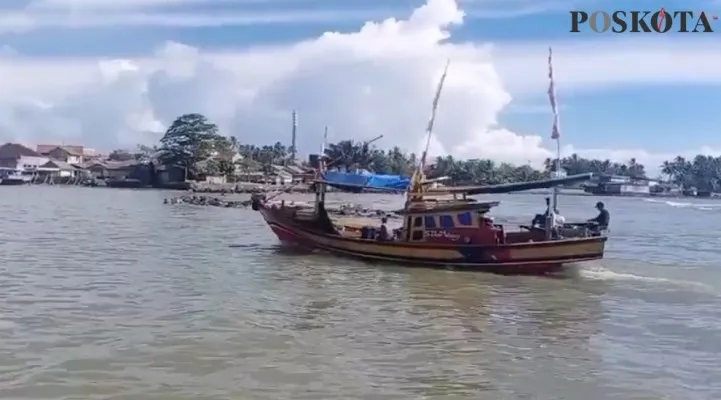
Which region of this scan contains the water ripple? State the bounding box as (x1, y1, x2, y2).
(0, 187, 719, 399)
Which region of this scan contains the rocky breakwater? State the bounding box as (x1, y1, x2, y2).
(165, 194, 251, 208)
(190, 182, 313, 194)
(164, 194, 401, 219)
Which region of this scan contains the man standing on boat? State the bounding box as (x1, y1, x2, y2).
(532, 197, 551, 227)
(377, 217, 390, 241)
(532, 197, 564, 227)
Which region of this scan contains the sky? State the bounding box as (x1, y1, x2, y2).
(0, 0, 720, 175)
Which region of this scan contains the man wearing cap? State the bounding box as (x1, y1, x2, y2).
(587, 201, 610, 230)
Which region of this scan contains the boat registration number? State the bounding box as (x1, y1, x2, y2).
(424, 230, 461, 241)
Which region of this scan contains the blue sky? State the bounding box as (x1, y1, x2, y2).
(0, 0, 720, 172)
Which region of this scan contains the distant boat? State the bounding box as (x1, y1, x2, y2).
(0, 167, 29, 185)
(105, 178, 144, 188)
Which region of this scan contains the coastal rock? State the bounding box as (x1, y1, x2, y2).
(189, 182, 313, 194)
(163, 195, 400, 218)
(164, 195, 251, 208)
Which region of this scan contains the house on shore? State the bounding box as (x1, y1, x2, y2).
(28, 160, 88, 183)
(36, 144, 93, 162)
(83, 160, 143, 180)
(0, 143, 49, 170)
(37, 160, 86, 180)
(39, 146, 84, 164)
(156, 164, 187, 187)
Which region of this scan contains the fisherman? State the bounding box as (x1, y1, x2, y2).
(532, 197, 562, 227)
(377, 216, 390, 241)
(587, 201, 610, 230)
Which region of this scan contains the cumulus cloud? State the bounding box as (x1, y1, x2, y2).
(492, 37, 721, 96)
(0, 0, 719, 174)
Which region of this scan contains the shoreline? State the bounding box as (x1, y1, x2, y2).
(7, 181, 717, 200)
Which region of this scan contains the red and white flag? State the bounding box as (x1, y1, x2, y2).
(548, 47, 560, 140)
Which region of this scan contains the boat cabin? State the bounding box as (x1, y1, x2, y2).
(398, 200, 504, 245)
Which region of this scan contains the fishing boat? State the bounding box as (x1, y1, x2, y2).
(0, 167, 29, 185)
(251, 170, 605, 274)
(251, 56, 607, 274)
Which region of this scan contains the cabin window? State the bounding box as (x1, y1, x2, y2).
(439, 215, 454, 228)
(412, 230, 424, 240)
(457, 212, 473, 226)
(424, 216, 436, 228)
(413, 217, 423, 227)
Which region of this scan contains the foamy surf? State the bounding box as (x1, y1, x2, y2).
(580, 266, 675, 284)
(576, 264, 716, 293)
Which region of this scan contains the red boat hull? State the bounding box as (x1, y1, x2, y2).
(255, 202, 606, 275)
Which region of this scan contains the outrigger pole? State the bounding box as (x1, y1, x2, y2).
(408, 59, 450, 202)
(312, 130, 383, 213)
(547, 47, 562, 239)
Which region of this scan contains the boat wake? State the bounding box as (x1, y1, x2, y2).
(643, 198, 721, 211)
(574, 262, 716, 293)
(580, 265, 676, 284)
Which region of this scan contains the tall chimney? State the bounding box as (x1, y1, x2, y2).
(291, 110, 297, 162)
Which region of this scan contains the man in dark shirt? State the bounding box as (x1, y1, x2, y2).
(588, 201, 610, 229)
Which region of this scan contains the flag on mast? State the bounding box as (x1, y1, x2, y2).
(548, 47, 560, 140)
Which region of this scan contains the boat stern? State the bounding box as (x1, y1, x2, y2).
(503, 236, 606, 271)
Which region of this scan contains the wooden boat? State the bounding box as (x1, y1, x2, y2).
(251, 174, 606, 274)
(251, 56, 606, 274)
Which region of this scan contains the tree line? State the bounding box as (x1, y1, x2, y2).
(104, 113, 720, 189)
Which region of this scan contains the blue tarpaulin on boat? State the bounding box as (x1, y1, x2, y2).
(317, 171, 593, 194)
(366, 174, 410, 190)
(320, 171, 410, 192)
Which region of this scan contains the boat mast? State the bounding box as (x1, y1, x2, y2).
(322, 126, 328, 154)
(408, 59, 450, 202)
(314, 126, 329, 214)
(547, 47, 562, 238)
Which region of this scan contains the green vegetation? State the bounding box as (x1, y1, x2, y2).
(320, 140, 647, 185)
(111, 113, 718, 188)
(661, 155, 721, 192)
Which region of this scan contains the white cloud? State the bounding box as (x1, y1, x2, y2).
(493, 37, 721, 95)
(0, 0, 720, 175)
(0, 9, 395, 32)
